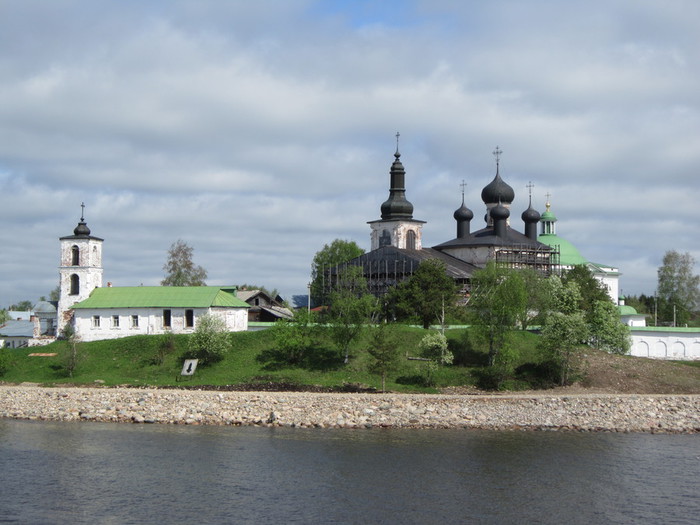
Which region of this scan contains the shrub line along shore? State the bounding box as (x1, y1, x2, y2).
(1, 385, 699, 432)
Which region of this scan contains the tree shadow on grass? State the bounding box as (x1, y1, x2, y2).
(395, 374, 430, 387)
(449, 335, 489, 366)
(256, 345, 345, 372)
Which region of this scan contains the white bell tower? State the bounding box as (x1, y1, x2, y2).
(57, 204, 103, 333)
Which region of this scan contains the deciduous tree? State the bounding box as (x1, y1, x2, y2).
(589, 300, 631, 354)
(327, 266, 377, 364)
(388, 259, 457, 329)
(310, 239, 364, 306)
(542, 311, 588, 385)
(657, 250, 699, 326)
(161, 239, 208, 286)
(468, 263, 527, 366)
(367, 323, 401, 392)
(562, 264, 611, 320)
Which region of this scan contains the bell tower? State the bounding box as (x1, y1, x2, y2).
(57, 203, 104, 333)
(368, 133, 425, 250)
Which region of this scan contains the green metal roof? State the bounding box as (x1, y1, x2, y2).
(71, 286, 250, 309)
(630, 326, 700, 333)
(538, 233, 588, 266)
(618, 305, 640, 316)
(540, 209, 557, 221)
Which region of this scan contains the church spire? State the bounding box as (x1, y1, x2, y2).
(521, 181, 541, 241)
(73, 202, 92, 237)
(453, 179, 473, 239)
(540, 192, 558, 236)
(380, 132, 414, 220)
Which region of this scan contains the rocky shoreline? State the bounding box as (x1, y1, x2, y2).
(1, 385, 698, 432)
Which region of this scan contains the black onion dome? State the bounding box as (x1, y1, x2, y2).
(380, 150, 414, 219)
(481, 171, 515, 205)
(73, 220, 91, 237)
(454, 201, 473, 222)
(490, 202, 510, 221)
(521, 204, 541, 223)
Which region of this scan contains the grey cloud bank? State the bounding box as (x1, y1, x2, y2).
(1, 0, 698, 306)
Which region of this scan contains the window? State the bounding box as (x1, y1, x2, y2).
(111, 315, 119, 328)
(71, 245, 80, 266)
(130, 315, 139, 328)
(163, 309, 172, 329)
(406, 230, 416, 250)
(70, 274, 80, 295)
(185, 309, 194, 328)
(92, 315, 100, 328)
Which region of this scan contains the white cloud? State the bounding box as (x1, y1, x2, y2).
(1, 0, 699, 308)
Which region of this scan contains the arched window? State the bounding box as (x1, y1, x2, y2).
(71, 245, 80, 266)
(406, 230, 416, 250)
(70, 274, 79, 295)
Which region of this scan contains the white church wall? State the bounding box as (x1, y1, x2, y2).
(369, 220, 424, 251)
(73, 307, 248, 342)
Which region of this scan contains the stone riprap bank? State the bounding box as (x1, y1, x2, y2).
(1, 386, 698, 432)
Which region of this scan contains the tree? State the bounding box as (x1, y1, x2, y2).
(588, 300, 631, 355)
(49, 286, 60, 302)
(268, 309, 318, 366)
(60, 324, 82, 378)
(327, 266, 377, 364)
(516, 268, 552, 330)
(9, 300, 33, 311)
(310, 239, 364, 306)
(387, 259, 457, 329)
(657, 250, 699, 326)
(542, 311, 588, 385)
(161, 239, 208, 286)
(187, 314, 229, 364)
(468, 263, 527, 366)
(367, 323, 401, 392)
(562, 264, 611, 320)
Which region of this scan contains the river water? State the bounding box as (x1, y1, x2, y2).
(0, 420, 698, 524)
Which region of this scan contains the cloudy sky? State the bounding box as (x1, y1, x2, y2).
(1, 0, 698, 308)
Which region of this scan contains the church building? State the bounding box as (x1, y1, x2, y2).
(55, 208, 249, 342)
(329, 141, 563, 296)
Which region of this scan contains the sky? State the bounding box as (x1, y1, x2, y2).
(1, 0, 699, 308)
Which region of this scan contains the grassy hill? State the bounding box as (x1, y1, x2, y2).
(1, 327, 698, 393)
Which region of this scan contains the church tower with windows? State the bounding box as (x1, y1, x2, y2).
(368, 133, 425, 250)
(57, 205, 103, 333)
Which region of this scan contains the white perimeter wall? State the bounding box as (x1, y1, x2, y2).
(629, 329, 700, 360)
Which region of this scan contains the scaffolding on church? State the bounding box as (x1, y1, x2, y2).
(318, 245, 560, 304)
(493, 244, 560, 277)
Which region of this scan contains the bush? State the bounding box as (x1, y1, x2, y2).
(187, 314, 230, 365)
(0, 348, 10, 377)
(419, 332, 453, 365)
(155, 332, 176, 365)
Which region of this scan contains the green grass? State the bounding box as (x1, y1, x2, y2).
(0, 326, 553, 392)
(672, 360, 700, 368)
